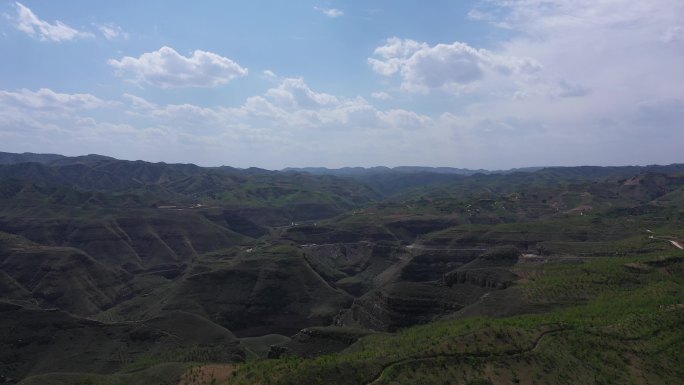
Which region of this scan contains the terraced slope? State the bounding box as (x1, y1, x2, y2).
(1, 152, 684, 384)
(223, 253, 684, 385)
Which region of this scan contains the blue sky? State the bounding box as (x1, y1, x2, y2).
(1, 1, 683, 169)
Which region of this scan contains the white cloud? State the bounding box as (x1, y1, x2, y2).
(264, 78, 339, 109)
(371, 92, 392, 100)
(249, 79, 433, 131)
(370, 38, 426, 74)
(0, 91, 188, 167)
(108, 46, 248, 88)
(484, 0, 682, 35)
(378, 109, 432, 130)
(314, 7, 344, 18)
(108, 79, 436, 165)
(118, 78, 432, 136)
(6, 0, 684, 175)
(12, 2, 93, 42)
(432, 0, 684, 166)
(263, 70, 277, 78)
(466, 8, 511, 29)
(369, 38, 540, 93)
(0, 88, 106, 110)
(150, 103, 221, 123)
(122, 93, 157, 110)
(96, 23, 128, 40)
(467, 9, 494, 22)
(472, 1, 684, 102)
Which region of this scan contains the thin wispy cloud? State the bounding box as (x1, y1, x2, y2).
(314, 7, 344, 18)
(12, 2, 93, 42)
(0, 88, 106, 110)
(96, 23, 128, 40)
(371, 92, 392, 100)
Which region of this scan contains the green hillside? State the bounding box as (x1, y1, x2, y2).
(0, 153, 683, 385)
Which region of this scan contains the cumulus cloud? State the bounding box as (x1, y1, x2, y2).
(314, 7, 344, 18)
(108, 46, 248, 88)
(344, 0, 683, 168)
(119, 77, 431, 136)
(264, 78, 339, 109)
(6, 0, 684, 173)
(229, 78, 432, 131)
(12, 2, 93, 42)
(434, 0, 684, 166)
(1, 93, 193, 171)
(103, 79, 437, 166)
(253, 79, 433, 131)
(369, 38, 540, 93)
(0, 88, 119, 158)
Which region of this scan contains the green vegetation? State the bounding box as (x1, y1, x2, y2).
(226, 253, 684, 384)
(1, 153, 684, 384)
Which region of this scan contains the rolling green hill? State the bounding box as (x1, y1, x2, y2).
(1, 152, 683, 384)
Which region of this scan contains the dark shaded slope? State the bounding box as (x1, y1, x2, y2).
(0, 232, 137, 315)
(0, 305, 244, 384)
(164, 245, 353, 337)
(0, 211, 248, 272)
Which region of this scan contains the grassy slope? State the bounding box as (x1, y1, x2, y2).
(17, 363, 191, 385)
(224, 252, 684, 385)
(2, 161, 684, 384)
(1, 307, 244, 385)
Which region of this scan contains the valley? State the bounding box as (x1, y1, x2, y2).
(1, 152, 683, 384)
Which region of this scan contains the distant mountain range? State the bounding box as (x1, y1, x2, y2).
(3, 151, 684, 198)
(0, 151, 67, 165)
(282, 165, 543, 176)
(4, 151, 680, 180)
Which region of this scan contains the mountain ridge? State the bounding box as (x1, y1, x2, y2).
(1, 150, 684, 384)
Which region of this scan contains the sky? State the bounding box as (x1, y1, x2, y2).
(1, 0, 683, 169)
